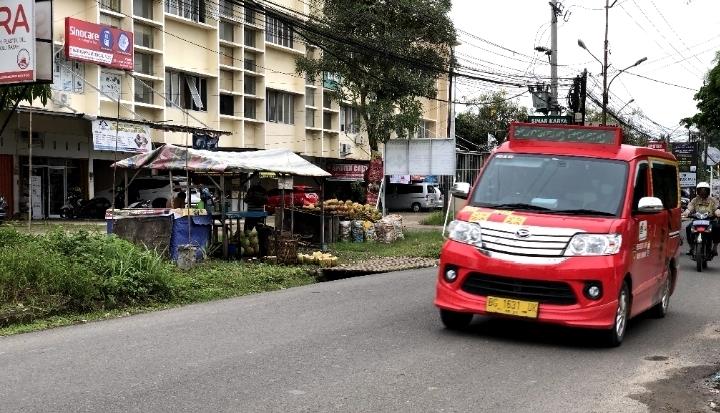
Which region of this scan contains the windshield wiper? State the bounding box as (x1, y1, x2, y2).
(549, 209, 616, 216)
(478, 203, 551, 211)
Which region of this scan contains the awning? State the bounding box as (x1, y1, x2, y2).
(112, 144, 331, 177)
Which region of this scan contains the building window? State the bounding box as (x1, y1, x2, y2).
(52, 46, 84, 94)
(266, 90, 294, 124)
(306, 108, 315, 127)
(134, 52, 153, 75)
(219, 0, 237, 19)
(100, 14, 121, 28)
(244, 28, 256, 48)
(165, 0, 206, 23)
(340, 105, 360, 133)
(266, 16, 293, 48)
(219, 21, 234, 42)
(413, 120, 432, 139)
(134, 23, 153, 48)
(133, 0, 153, 19)
(100, 0, 121, 13)
(165, 70, 207, 111)
(244, 53, 257, 72)
(244, 7, 255, 25)
(323, 72, 340, 90)
(305, 88, 314, 107)
(134, 79, 153, 104)
(323, 112, 332, 130)
(220, 94, 235, 116)
(244, 75, 256, 95)
(219, 46, 234, 66)
(244, 98, 256, 119)
(323, 94, 332, 109)
(219, 70, 233, 91)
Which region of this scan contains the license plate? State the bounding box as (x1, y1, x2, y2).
(693, 220, 711, 226)
(486, 296, 539, 318)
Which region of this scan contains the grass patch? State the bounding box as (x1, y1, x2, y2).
(330, 229, 444, 262)
(0, 227, 317, 335)
(420, 211, 446, 226)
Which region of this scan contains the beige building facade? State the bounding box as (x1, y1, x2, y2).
(0, 0, 449, 217)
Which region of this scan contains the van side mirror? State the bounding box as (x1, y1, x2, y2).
(451, 182, 471, 200)
(637, 196, 664, 213)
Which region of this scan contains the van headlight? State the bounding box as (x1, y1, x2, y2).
(565, 234, 622, 256)
(446, 220, 483, 248)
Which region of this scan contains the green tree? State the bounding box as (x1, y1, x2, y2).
(683, 51, 720, 146)
(295, 0, 456, 153)
(585, 106, 649, 146)
(0, 84, 51, 111)
(454, 91, 529, 150)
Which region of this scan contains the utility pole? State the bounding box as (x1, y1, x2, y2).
(550, 1, 559, 115)
(601, 0, 617, 125)
(581, 69, 588, 125)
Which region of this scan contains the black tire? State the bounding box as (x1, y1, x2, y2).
(602, 282, 630, 347)
(411, 202, 421, 213)
(695, 243, 704, 272)
(648, 268, 671, 319)
(440, 309, 473, 330)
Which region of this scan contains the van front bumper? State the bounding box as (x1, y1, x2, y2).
(435, 240, 624, 329)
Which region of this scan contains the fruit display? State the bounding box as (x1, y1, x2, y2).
(233, 228, 260, 257)
(302, 199, 382, 222)
(297, 251, 339, 267)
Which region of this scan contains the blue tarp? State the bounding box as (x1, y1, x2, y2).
(169, 214, 212, 261)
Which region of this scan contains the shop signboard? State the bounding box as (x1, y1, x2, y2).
(328, 163, 368, 181)
(528, 115, 573, 124)
(679, 172, 696, 188)
(65, 17, 133, 70)
(0, 0, 35, 84)
(647, 140, 667, 151)
(389, 175, 410, 184)
(92, 119, 151, 153)
(671, 142, 697, 173)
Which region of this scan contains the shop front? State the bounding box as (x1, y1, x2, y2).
(325, 162, 369, 203)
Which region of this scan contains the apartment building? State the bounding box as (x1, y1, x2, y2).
(0, 0, 449, 217)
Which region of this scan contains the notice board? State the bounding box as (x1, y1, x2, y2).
(384, 139, 456, 176)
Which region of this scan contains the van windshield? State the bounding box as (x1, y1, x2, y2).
(470, 154, 629, 216)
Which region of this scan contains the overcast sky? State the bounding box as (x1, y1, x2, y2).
(450, 0, 720, 139)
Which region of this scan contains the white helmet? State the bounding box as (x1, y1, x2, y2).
(697, 182, 711, 189)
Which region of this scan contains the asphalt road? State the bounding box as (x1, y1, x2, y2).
(2, 255, 720, 412)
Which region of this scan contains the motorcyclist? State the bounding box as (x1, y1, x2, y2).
(682, 181, 720, 256)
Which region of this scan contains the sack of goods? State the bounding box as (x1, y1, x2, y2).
(339, 220, 352, 242)
(375, 220, 397, 244)
(386, 214, 405, 240)
(363, 220, 377, 242)
(351, 220, 365, 242)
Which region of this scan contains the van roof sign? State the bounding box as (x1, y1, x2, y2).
(509, 123, 622, 146)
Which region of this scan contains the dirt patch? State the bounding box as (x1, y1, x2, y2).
(630, 364, 720, 413)
(645, 355, 671, 362)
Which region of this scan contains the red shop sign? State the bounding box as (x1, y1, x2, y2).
(65, 17, 133, 70)
(329, 163, 368, 180)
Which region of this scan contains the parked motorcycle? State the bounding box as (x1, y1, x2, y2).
(0, 194, 7, 223)
(689, 211, 715, 272)
(60, 188, 84, 219)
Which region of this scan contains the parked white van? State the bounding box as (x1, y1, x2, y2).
(386, 182, 443, 212)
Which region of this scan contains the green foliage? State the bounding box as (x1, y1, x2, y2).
(0, 84, 51, 110)
(455, 91, 530, 150)
(295, 0, 456, 151)
(684, 51, 720, 145)
(0, 228, 175, 326)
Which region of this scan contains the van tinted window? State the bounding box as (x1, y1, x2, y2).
(397, 185, 423, 195)
(427, 186, 436, 193)
(651, 162, 679, 209)
(632, 163, 649, 212)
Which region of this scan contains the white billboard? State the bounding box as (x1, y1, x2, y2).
(679, 172, 696, 188)
(0, 0, 36, 84)
(384, 139, 456, 176)
(92, 119, 152, 153)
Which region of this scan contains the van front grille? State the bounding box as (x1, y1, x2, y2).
(461, 273, 577, 305)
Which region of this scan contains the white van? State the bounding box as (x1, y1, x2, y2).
(386, 182, 443, 212)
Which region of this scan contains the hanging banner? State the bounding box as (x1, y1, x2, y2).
(65, 17, 133, 70)
(92, 119, 151, 153)
(0, 0, 36, 84)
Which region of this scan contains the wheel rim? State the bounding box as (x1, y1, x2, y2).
(615, 289, 628, 338)
(661, 276, 670, 312)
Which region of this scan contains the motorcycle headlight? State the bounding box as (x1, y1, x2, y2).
(446, 220, 483, 248)
(565, 234, 622, 256)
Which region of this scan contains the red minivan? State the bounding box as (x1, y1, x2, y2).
(436, 123, 681, 346)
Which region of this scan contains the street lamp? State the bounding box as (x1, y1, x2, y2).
(577, 38, 646, 125)
(616, 98, 634, 117)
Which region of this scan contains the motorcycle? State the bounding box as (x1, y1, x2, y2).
(60, 188, 84, 219)
(0, 194, 7, 223)
(689, 211, 715, 272)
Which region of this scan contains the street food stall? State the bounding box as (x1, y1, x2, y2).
(111, 144, 331, 259)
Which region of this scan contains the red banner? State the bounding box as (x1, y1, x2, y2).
(65, 17, 133, 70)
(328, 163, 368, 181)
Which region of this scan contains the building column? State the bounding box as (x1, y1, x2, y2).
(12, 154, 19, 215)
(87, 151, 95, 200)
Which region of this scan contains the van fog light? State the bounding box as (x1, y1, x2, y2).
(444, 268, 458, 283)
(584, 282, 603, 300)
